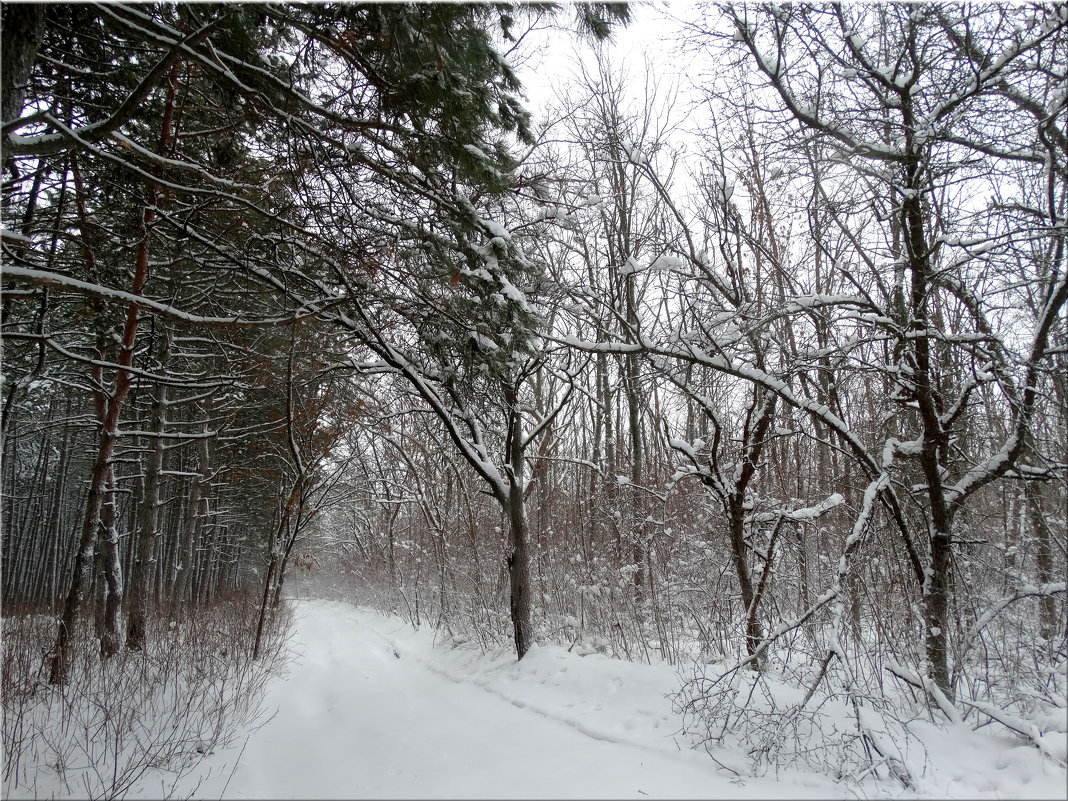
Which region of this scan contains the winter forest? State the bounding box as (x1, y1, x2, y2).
(1, 2, 1066, 798)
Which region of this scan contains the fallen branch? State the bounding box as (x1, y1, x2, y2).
(883, 659, 963, 725)
(957, 697, 1067, 767)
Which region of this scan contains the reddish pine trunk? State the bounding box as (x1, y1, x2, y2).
(49, 64, 179, 683)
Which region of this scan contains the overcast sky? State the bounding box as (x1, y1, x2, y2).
(514, 2, 700, 121)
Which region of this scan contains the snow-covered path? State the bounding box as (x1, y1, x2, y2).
(150, 599, 1064, 800)
(162, 599, 836, 799)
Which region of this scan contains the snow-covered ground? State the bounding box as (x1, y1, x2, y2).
(129, 599, 1063, 800)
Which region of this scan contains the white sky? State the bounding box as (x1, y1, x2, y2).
(515, 2, 703, 121)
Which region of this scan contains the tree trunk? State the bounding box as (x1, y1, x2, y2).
(98, 466, 123, 658)
(50, 403, 126, 683)
(272, 504, 308, 611)
(505, 399, 533, 659)
(253, 505, 286, 661)
(506, 490, 533, 659)
(173, 438, 205, 609)
(126, 336, 169, 649)
(1025, 481, 1058, 640)
(727, 495, 763, 664)
(904, 179, 955, 700)
(48, 59, 177, 681)
(624, 265, 646, 608)
(0, 4, 45, 135)
(43, 399, 72, 610)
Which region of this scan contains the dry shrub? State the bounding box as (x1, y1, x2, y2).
(2, 592, 293, 800)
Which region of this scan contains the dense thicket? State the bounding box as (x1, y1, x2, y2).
(3, 0, 1065, 786)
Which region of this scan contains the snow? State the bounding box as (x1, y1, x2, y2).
(123, 599, 826, 800)
(621, 139, 648, 166)
(786, 492, 845, 520)
(463, 143, 490, 161)
(534, 206, 575, 225)
(651, 254, 684, 271)
(0, 227, 32, 245)
(58, 598, 1063, 800)
(480, 217, 511, 241)
(1, 264, 316, 326)
(497, 275, 529, 310)
(719, 175, 735, 203)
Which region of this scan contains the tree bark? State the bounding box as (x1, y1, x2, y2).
(0, 4, 45, 128)
(126, 334, 169, 649)
(624, 278, 646, 608)
(173, 416, 209, 609)
(98, 467, 123, 658)
(48, 57, 179, 682)
(1025, 480, 1058, 639)
(505, 393, 534, 659)
(727, 495, 763, 663)
(50, 433, 113, 683)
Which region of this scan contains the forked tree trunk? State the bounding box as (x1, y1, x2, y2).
(253, 500, 289, 661)
(51, 433, 115, 684)
(272, 499, 311, 611)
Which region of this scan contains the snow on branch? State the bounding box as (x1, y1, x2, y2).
(883, 660, 963, 725)
(4, 13, 219, 157)
(2, 265, 326, 328)
(959, 582, 1068, 658)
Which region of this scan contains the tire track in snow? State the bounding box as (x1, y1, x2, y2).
(350, 606, 688, 755)
(159, 598, 842, 800)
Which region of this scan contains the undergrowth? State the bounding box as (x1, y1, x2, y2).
(2, 593, 293, 800)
